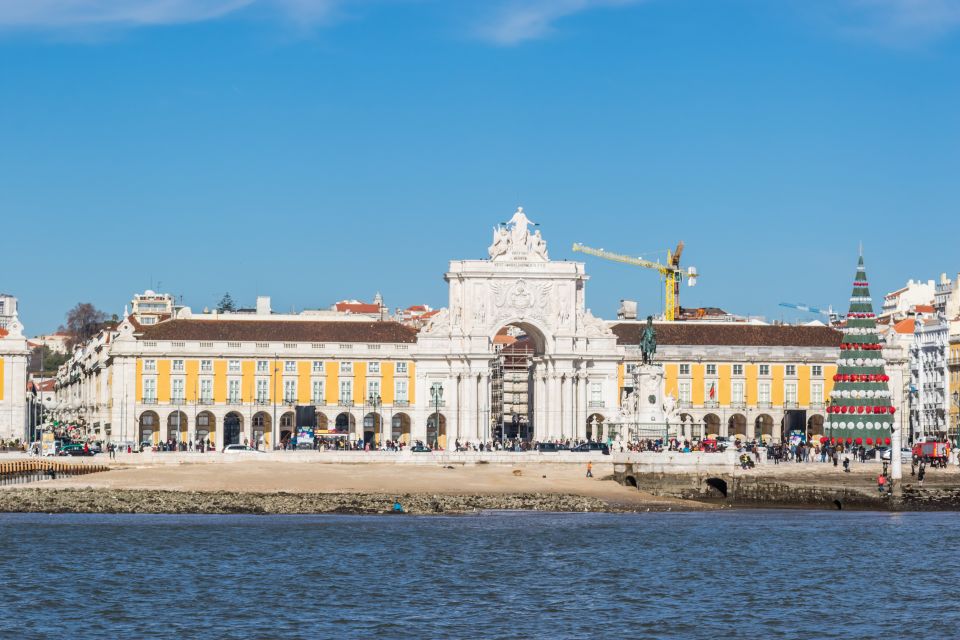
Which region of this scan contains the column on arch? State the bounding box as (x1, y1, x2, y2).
(560, 372, 573, 441)
(576, 372, 588, 441)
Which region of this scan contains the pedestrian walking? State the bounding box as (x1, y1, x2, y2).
(877, 473, 886, 494)
(586, 461, 593, 478)
(918, 464, 926, 488)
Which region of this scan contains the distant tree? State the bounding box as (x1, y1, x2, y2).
(217, 292, 236, 313)
(28, 345, 70, 374)
(59, 302, 108, 349)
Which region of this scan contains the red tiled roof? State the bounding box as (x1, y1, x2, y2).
(915, 305, 935, 313)
(137, 319, 418, 343)
(612, 322, 842, 347)
(334, 303, 381, 314)
(893, 318, 915, 334)
(0, 327, 7, 338)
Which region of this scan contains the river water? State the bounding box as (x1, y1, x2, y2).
(2, 510, 956, 639)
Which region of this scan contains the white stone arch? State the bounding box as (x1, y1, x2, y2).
(487, 317, 552, 356)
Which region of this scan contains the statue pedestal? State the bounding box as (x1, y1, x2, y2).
(634, 364, 666, 425)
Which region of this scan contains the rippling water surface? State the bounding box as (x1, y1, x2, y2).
(2, 510, 956, 639)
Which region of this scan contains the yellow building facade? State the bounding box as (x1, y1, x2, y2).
(612, 322, 841, 441)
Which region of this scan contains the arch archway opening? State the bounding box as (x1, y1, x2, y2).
(755, 414, 774, 444)
(196, 411, 215, 447)
(728, 413, 747, 440)
(426, 413, 447, 450)
(490, 322, 545, 443)
(335, 412, 355, 435)
(363, 412, 382, 448)
(138, 411, 159, 447)
(703, 413, 721, 439)
(166, 411, 187, 444)
(391, 413, 411, 445)
(807, 414, 825, 438)
(224, 412, 244, 447)
(252, 412, 272, 450)
(586, 413, 605, 441)
(279, 411, 295, 447)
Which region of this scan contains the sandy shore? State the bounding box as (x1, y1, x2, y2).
(0, 461, 708, 513)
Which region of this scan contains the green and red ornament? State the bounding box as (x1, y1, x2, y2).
(824, 254, 894, 445)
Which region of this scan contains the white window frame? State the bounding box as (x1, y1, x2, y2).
(171, 359, 184, 373)
(706, 364, 717, 376)
(679, 382, 691, 402)
(256, 360, 269, 374)
(339, 362, 353, 375)
(143, 377, 157, 400)
(283, 379, 297, 402)
(200, 360, 213, 373)
(812, 365, 823, 377)
(732, 364, 743, 376)
(228, 360, 241, 373)
(732, 381, 744, 403)
(759, 365, 770, 376)
(144, 359, 157, 373)
(368, 361, 380, 375)
(171, 378, 185, 402)
(256, 379, 269, 403)
(200, 378, 213, 401)
(395, 362, 408, 375)
(284, 361, 296, 373)
(785, 382, 798, 403)
(679, 364, 690, 375)
(312, 361, 323, 373)
(227, 379, 241, 403)
(786, 365, 797, 377)
(395, 378, 408, 402)
(339, 379, 353, 404)
(590, 382, 602, 403)
(812, 382, 823, 404)
(759, 382, 771, 403)
(312, 379, 325, 404)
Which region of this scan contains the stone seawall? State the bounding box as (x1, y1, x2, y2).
(0, 489, 610, 515)
(612, 465, 960, 511)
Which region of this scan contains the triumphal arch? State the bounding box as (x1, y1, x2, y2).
(413, 208, 623, 444)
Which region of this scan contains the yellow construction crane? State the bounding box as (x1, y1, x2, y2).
(571, 241, 699, 321)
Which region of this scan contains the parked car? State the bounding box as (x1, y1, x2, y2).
(222, 444, 259, 453)
(58, 443, 94, 457)
(536, 442, 569, 452)
(715, 437, 741, 452)
(410, 444, 432, 453)
(881, 447, 912, 463)
(569, 442, 610, 455)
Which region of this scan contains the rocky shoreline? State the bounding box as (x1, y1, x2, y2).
(0, 488, 635, 515)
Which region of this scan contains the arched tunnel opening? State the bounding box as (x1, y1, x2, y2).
(706, 477, 728, 498)
(625, 476, 638, 489)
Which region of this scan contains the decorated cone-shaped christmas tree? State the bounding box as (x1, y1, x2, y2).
(825, 253, 895, 447)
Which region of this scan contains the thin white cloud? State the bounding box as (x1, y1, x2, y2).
(831, 0, 960, 44)
(475, 0, 643, 45)
(0, 0, 342, 29)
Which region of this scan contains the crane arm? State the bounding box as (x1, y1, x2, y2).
(571, 243, 671, 275)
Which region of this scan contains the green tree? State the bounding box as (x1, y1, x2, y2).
(217, 292, 236, 313)
(29, 345, 70, 374)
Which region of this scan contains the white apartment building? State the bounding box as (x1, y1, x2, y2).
(910, 311, 948, 442)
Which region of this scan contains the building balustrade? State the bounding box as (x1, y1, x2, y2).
(757, 401, 772, 409)
(703, 401, 719, 408)
(588, 400, 605, 408)
(394, 399, 410, 407)
(142, 397, 157, 405)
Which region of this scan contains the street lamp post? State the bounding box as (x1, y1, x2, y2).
(368, 393, 382, 449)
(952, 390, 960, 448)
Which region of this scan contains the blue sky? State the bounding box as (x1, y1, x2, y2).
(2, 0, 959, 334)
